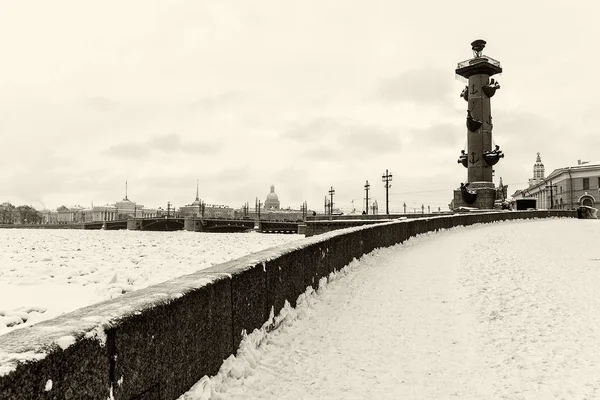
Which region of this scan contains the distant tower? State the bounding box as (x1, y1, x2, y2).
(529, 152, 545, 186)
(264, 185, 280, 210)
(453, 39, 504, 209)
(191, 180, 202, 207)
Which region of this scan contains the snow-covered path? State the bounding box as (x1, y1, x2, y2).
(183, 218, 600, 399)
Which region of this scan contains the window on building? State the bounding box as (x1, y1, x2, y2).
(559, 186, 563, 194)
(583, 178, 590, 190)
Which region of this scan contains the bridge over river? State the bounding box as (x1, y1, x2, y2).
(126, 217, 300, 234)
(0, 218, 301, 233)
(127, 218, 299, 233)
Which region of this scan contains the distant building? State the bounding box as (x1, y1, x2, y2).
(94, 182, 153, 220)
(140, 208, 158, 218)
(56, 205, 92, 223)
(92, 205, 118, 221)
(264, 185, 280, 210)
(203, 204, 234, 219)
(528, 152, 545, 187)
(38, 209, 58, 224)
(57, 205, 76, 223)
(115, 197, 143, 219)
(513, 157, 600, 209)
(179, 183, 204, 218)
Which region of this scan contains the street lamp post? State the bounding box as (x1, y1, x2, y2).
(382, 169, 392, 215)
(328, 186, 335, 215)
(364, 180, 370, 215)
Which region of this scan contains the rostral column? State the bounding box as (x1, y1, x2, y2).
(454, 39, 504, 209)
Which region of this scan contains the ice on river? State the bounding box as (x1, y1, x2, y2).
(0, 229, 302, 335)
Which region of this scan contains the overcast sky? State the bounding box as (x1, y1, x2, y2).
(1, 1, 598, 213)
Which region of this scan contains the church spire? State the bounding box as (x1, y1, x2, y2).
(195, 179, 200, 201)
(124, 180, 128, 201)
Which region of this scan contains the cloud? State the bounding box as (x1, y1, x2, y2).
(105, 134, 221, 159)
(82, 96, 118, 112)
(342, 124, 402, 152)
(189, 91, 246, 112)
(283, 118, 402, 159)
(4, 161, 122, 208)
(106, 143, 151, 159)
(409, 122, 464, 149)
(377, 68, 454, 105)
(283, 118, 339, 143)
(301, 147, 338, 161)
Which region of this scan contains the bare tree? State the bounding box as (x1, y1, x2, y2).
(0, 202, 16, 224)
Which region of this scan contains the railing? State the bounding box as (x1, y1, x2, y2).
(456, 54, 502, 70)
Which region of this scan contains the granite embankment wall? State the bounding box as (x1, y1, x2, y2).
(0, 210, 575, 399)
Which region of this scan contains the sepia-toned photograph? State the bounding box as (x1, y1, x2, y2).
(1, 1, 600, 398)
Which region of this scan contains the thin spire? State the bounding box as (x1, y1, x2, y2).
(195, 179, 200, 201)
(125, 180, 128, 201)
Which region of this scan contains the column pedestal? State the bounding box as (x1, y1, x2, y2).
(453, 185, 497, 210)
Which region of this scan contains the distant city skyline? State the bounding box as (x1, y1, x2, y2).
(2, 1, 599, 213)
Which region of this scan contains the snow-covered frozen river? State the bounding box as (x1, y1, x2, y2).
(181, 218, 600, 400)
(0, 229, 303, 335)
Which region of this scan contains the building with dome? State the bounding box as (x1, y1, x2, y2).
(512, 156, 600, 209)
(90, 182, 155, 221)
(114, 182, 143, 219)
(264, 185, 280, 210)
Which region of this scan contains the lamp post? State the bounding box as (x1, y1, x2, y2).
(329, 186, 335, 215)
(364, 180, 370, 215)
(382, 169, 392, 215)
(257, 200, 262, 219)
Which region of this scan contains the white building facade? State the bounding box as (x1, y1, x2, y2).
(513, 157, 600, 209)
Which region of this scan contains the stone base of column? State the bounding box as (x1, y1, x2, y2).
(466, 181, 495, 190)
(453, 186, 497, 210)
